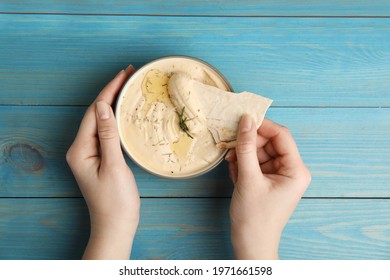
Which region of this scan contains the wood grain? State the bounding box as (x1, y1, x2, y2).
(1, 106, 389, 198)
(1, 0, 390, 16)
(1, 1, 390, 261)
(0, 198, 389, 260)
(280, 199, 390, 259)
(1, 15, 390, 106)
(0, 198, 89, 259)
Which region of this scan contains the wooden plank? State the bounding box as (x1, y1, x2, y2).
(1, 15, 390, 106)
(0, 106, 82, 197)
(1, 0, 390, 16)
(0, 198, 389, 259)
(280, 199, 390, 259)
(268, 108, 390, 198)
(0, 198, 90, 259)
(1, 106, 389, 198)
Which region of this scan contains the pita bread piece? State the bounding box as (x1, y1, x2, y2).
(168, 73, 272, 148)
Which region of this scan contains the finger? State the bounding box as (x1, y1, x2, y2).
(225, 139, 272, 163)
(228, 160, 238, 184)
(259, 119, 306, 179)
(264, 140, 278, 158)
(258, 118, 301, 159)
(224, 148, 237, 162)
(71, 68, 134, 153)
(235, 114, 263, 184)
(257, 147, 272, 164)
(225, 148, 238, 183)
(96, 101, 125, 167)
(259, 158, 279, 175)
(94, 65, 135, 105)
(67, 106, 98, 164)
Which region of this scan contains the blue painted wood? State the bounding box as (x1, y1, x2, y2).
(0, 198, 389, 260)
(1, 15, 390, 106)
(0, 198, 90, 260)
(1, 0, 390, 16)
(280, 199, 390, 260)
(0, 106, 82, 197)
(268, 108, 390, 198)
(1, 1, 390, 261)
(1, 106, 389, 198)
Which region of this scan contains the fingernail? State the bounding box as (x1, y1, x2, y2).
(224, 149, 235, 161)
(125, 64, 135, 72)
(115, 69, 125, 78)
(96, 101, 110, 120)
(239, 114, 253, 133)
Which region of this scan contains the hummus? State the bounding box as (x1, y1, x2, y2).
(118, 57, 231, 178)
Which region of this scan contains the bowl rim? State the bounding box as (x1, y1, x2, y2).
(115, 55, 233, 179)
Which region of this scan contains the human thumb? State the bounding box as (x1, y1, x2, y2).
(95, 101, 124, 166)
(235, 114, 262, 186)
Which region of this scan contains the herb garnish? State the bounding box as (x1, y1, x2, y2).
(178, 107, 194, 139)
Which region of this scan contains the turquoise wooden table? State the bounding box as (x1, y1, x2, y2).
(1, 1, 389, 260)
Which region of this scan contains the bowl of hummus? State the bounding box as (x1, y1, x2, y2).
(116, 56, 233, 179)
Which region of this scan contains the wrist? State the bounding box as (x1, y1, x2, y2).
(82, 214, 139, 260)
(231, 225, 280, 260)
(83, 224, 137, 260)
(90, 214, 139, 237)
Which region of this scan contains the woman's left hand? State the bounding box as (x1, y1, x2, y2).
(66, 66, 140, 259)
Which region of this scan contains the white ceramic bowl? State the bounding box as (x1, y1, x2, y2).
(115, 56, 233, 179)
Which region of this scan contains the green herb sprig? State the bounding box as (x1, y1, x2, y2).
(178, 107, 194, 139)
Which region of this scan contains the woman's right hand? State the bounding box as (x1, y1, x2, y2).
(225, 115, 311, 259)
